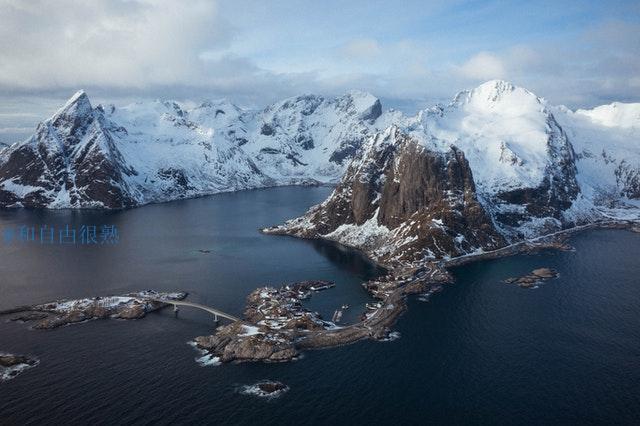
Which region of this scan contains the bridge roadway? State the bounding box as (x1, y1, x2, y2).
(150, 298, 240, 322)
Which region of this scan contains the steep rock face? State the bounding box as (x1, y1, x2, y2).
(490, 113, 580, 235)
(267, 127, 506, 265)
(267, 82, 640, 264)
(0, 92, 136, 208)
(412, 80, 582, 238)
(0, 91, 389, 208)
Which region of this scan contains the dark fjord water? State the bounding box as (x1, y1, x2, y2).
(0, 187, 639, 425)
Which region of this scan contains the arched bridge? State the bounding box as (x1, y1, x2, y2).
(151, 299, 240, 323)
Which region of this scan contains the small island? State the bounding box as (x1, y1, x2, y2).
(1, 291, 187, 329)
(504, 268, 560, 288)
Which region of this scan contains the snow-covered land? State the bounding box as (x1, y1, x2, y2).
(0, 90, 389, 208)
(0, 80, 638, 261)
(265, 81, 640, 264)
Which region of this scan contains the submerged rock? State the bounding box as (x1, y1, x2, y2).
(504, 268, 559, 288)
(0, 353, 39, 381)
(10, 312, 48, 322)
(238, 380, 289, 398)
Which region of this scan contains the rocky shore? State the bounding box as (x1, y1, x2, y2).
(194, 281, 337, 363)
(3, 222, 635, 369)
(193, 267, 453, 363)
(0, 353, 39, 381)
(193, 220, 639, 364)
(1, 290, 187, 329)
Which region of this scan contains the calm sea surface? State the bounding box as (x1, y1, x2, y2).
(0, 187, 639, 425)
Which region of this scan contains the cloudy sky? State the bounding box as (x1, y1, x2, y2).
(1, 0, 639, 143)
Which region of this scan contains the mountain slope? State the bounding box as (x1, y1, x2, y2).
(411, 80, 581, 239)
(0, 91, 390, 208)
(267, 81, 640, 264)
(554, 103, 640, 207)
(0, 91, 137, 208)
(0, 77, 638, 259)
(265, 127, 506, 265)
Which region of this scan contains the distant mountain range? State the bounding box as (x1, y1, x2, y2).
(1, 80, 638, 261)
(0, 89, 390, 208)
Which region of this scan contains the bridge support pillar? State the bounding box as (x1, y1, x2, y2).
(173, 304, 179, 318)
(214, 314, 219, 327)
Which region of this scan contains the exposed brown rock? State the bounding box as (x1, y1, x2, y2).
(10, 312, 48, 322)
(257, 381, 288, 394)
(531, 268, 558, 278)
(265, 127, 506, 265)
(194, 322, 298, 363)
(115, 303, 146, 319)
(504, 268, 559, 288)
(0, 354, 37, 368)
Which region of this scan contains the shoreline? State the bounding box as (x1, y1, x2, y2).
(195, 219, 639, 362)
(2, 221, 637, 365)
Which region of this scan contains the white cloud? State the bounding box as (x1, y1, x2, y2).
(0, 0, 638, 130)
(457, 52, 506, 80)
(0, 0, 233, 90)
(341, 38, 382, 59)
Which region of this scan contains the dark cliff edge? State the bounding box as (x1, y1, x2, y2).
(264, 127, 507, 266)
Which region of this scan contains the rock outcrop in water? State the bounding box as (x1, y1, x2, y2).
(504, 267, 559, 288)
(238, 381, 290, 398)
(0, 354, 39, 381)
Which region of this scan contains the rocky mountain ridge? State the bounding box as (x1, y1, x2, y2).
(265, 81, 640, 264)
(1, 80, 639, 263)
(0, 90, 389, 208)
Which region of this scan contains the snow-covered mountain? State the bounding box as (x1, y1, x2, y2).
(1, 80, 638, 266)
(0, 90, 389, 208)
(555, 102, 640, 205)
(408, 80, 582, 238)
(266, 80, 640, 264)
(266, 126, 508, 265)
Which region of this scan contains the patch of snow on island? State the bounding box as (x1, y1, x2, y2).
(238, 325, 262, 337)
